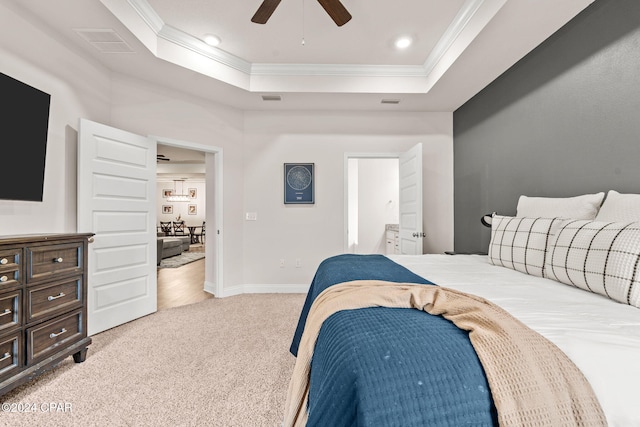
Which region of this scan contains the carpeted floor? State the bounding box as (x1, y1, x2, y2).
(159, 251, 206, 268)
(0, 293, 306, 427)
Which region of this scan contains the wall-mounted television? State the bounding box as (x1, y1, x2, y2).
(0, 72, 51, 202)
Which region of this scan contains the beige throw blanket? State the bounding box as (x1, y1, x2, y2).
(284, 280, 607, 427)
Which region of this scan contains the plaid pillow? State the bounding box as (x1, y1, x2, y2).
(545, 220, 640, 308)
(488, 216, 564, 277)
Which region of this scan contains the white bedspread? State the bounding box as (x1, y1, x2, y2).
(388, 254, 640, 427)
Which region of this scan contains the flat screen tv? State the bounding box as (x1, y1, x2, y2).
(0, 72, 51, 202)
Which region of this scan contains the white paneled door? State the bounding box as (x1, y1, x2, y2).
(78, 119, 157, 336)
(398, 143, 424, 255)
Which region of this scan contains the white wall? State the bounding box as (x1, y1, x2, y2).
(356, 158, 399, 254)
(347, 158, 359, 252)
(0, 1, 111, 235)
(242, 111, 453, 288)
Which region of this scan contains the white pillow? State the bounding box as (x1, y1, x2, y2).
(516, 193, 604, 220)
(595, 190, 640, 223)
(545, 219, 640, 308)
(488, 215, 564, 278)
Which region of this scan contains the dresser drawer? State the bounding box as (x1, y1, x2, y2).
(26, 242, 83, 284)
(27, 279, 82, 323)
(0, 248, 21, 290)
(0, 332, 22, 382)
(26, 310, 83, 364)
(0, 290, 20, 333)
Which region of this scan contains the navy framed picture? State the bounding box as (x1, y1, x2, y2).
(284, 163, 314, 204)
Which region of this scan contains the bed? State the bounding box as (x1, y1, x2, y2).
(284, 191, 640, 426)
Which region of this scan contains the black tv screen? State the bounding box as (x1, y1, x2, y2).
(0, 72, 50, 202)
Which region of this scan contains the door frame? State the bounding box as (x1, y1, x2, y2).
(153, 135, 224, 297)
(343, 152, 401, 253)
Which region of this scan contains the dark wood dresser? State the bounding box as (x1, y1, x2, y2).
(0, 233, 92, 396)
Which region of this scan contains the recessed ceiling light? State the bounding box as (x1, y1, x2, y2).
(203, 34, 221, 47)
(395, 36, 412, 49)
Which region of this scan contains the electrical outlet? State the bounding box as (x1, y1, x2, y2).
(279, 259, 285, 268)
(295, 258, 301, 268)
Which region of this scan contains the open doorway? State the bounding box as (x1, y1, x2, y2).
(156, 144, 208, 309)
(346, 156, 400, 254)
(155, 139, 223, 308)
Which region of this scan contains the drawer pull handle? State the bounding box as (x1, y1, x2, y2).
(0, 276, 7, 282)
(47, 292, 66, 301)
(0, 309, 11, 317)
(0, 352, 10, 362)
(53, 257, 64, 263)
(49, 328, 67, 339)
(0, 258, 7, 265)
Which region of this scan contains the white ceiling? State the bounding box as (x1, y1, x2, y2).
(13, 0, 594, 112)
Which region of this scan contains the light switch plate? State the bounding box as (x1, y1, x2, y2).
(245, 212, 257, 221)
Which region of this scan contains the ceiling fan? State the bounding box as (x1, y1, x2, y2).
(157, 154, 170, 162)
(251, 0, 352, 27)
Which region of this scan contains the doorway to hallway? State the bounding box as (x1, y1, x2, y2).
(347, 157, 400, 254)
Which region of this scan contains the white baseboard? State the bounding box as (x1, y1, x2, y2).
(203, 280, 216, 296)
(216, 284, 309, 298)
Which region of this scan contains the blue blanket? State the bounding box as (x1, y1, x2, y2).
(290, 254, 497, 426)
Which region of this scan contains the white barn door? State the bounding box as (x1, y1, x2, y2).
(78, 119, 157, 335)
(398, 144, 424, 255)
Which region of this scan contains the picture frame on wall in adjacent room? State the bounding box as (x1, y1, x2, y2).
(188, 204, 197, 215)
(284, 163, 314, 204)
(162, 205, 173, 214)
(188, 188, 197, 199)
(163, 189, 172, 198)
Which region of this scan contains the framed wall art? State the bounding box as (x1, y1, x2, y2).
(162, 205, 173, 214)
(188, 204, 197, 215)
(284, 163, 314, 204)
(162, 189, 172, 198)
(188, 188, 197, 199)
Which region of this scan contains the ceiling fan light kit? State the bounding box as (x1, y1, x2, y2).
(251, 0, 351, 26)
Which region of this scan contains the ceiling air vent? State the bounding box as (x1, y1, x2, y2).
(381, 99, 401, 105)
(261, 95, 282, 101)
(74, 29, 135, 53)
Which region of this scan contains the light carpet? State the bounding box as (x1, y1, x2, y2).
(0, 293, 306, 427)
(159, 251, 205, 268)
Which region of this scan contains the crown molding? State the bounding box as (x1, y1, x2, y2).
(423, 0, 486, 75)
(157, 25, 252, 74)
(104, 0, 503, 94)
(126, 0, 163, 33)
(250, 63, 428, 77)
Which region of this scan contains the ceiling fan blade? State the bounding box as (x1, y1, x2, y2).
(251, 0, 282, 24)
(317, 0, 352, 26)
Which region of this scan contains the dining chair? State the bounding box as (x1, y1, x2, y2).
(191, 221, 205, 243)
(173, 220, 186, 236)
(159, 221, 173, 236)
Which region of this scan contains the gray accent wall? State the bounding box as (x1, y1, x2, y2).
(453, 0, 640, 253)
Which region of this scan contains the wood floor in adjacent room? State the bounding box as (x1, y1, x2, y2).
(157, 255, 212, 310)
